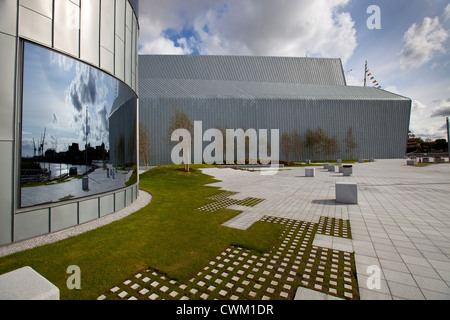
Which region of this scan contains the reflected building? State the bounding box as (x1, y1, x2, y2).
(109, 82, 138, 168)
(0, 0, 140, 245)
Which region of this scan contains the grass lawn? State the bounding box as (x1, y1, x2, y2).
(0, 164, 283, 300)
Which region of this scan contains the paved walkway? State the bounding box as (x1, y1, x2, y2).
(99, 159, 450, 300)
(200, 160, 450, 299)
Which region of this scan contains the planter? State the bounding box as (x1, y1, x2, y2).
(336, 182, 358, 204)
(343, 165, 353, 176)
(305, 168, 315, 177)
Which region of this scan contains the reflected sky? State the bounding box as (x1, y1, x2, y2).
(21, 42, 119, 158)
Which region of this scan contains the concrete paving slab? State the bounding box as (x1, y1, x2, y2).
(201, 160, 450, 300)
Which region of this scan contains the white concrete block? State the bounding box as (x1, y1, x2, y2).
(0, 267, 60, 300)
(305, 168, 315, 177)
(343, 165, 353, 176)
(336, 182, 358, 204)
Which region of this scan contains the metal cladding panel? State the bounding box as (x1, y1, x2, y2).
(139, 96, 411, 165)
(139, 55, 346, 86)
(138, 54, 410, 165)
(139, 78, 410, 102)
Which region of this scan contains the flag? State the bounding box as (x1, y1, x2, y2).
(365, 62, 382, 89)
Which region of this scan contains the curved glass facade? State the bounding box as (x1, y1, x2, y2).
(130, 0, 139, 18)
(20, 42, 137, 208)
(0, 0, 139, 244)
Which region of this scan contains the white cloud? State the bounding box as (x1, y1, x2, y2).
(139, 0, 357, 63)
(384, 85, 400, 95)
(400, 16, 448, 71)
(431, 99, 450, 118)
(444, 4, 450, 21)
(410, 100, 449, 140)
(345, 74, 363, 87)
(140, 37, 191, 55)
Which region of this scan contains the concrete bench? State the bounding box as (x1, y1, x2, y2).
(0, 267, 60, 300)
(338, 165, 343, 173)
(328, 165, 336, 172)
(336, 182, 358, 204)
(359, 159, 365, 163)
(305, 168, 315, 177)
(323, 163, 329, 169)
(342, 165, 353, 176)
(407, 160, 415, 166)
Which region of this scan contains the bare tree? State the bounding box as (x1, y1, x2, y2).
(139, 122, 152, 170)
(345, 127, 358, 160)
(305, 128, 320, 159)
(291, 130, 303, 162)
(281, 132, 293, 164)
(323, 135, 340, 160)
(168, 109, 193, 171)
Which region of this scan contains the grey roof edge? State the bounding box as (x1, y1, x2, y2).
(139, 78, 411, 101)
(138, 54, 346, 86)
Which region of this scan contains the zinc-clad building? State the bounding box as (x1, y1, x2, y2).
(139, 55, 411, 165)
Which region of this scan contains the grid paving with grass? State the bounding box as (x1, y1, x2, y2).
(316, 216, 352, 239)
(197, 191, 265, 212)
(98, 215, 359, 301)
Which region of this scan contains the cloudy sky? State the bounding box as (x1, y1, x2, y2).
(138, 0, 450, 141)
(22, 42, 117, 157)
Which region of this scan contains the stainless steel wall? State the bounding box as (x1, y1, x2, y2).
(0, 0, 139, 245)
(140, 97, 411, 165)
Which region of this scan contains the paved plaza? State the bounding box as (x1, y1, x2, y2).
(202, 160, 450, 299)
(99, 159, 450, 300)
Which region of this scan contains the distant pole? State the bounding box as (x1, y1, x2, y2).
(364, 61, 367, 87)
(447, 117, 449, 157)
(86, 106, 88, 173)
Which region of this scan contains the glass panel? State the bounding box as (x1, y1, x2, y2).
(100, 0, 115, 53)
(80, 0, 100, 66)
(20, 42, 137, 208)
(115, 0, 126, 41)
(53, 0, 80, 57)
(129, 0, 139, 19)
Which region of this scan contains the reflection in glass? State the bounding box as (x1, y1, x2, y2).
(129, 0, 139, 18)
(20, 42, 137, 208)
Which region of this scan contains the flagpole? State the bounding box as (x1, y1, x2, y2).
(447, 117, 449, 158)
(364, 61, 367, 87)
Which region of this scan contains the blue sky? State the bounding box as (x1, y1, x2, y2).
(138, 0, 450, 140)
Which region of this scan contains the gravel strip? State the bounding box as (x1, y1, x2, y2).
(0, 190, 152, 258)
